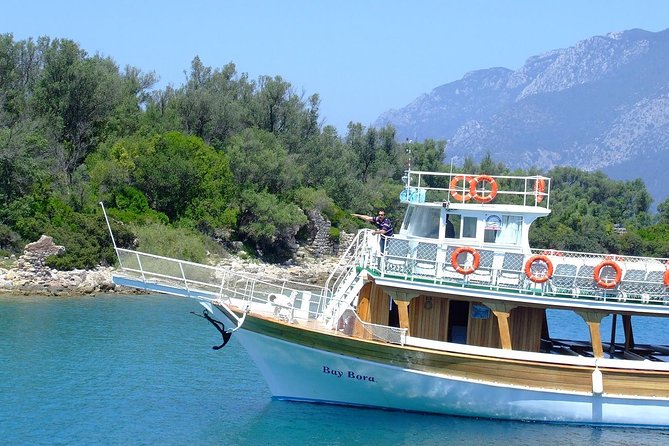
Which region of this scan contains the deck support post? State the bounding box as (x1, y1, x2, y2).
(576, 311, 608, 358)
(383, 288, 420, 336)
(485, 302, 517, 350)
(622, 314, 635, 352)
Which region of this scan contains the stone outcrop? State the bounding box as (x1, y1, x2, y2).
(304, 209, 334, 256)
(0, 234, 119, 296)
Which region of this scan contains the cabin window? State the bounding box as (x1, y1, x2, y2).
(401, 206, 440, 239)
(461, 217, 477, 239)
(483, 215, 522, 245)
(445, 213, 457, 238)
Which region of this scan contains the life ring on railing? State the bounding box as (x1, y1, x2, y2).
(451, 246, 480, 275)
(534, 178, 546, 204)
(524, 255, 554, 283)
(470, 175, 498, 203)
(593, 259, 622, 289)
(449, 175, 473, 202)
(664, 269, 669, 288)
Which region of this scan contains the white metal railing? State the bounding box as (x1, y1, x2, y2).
(365, 237, 669, 305)
(112, 247, 406, 344)
(400, 170, 551, 208)
(324, 229, 372, 296)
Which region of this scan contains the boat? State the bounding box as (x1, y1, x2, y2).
(101, 170, 669, 427)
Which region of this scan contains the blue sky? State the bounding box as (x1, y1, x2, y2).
(2, 1, 668, 132)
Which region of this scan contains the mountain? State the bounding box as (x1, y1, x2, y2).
(374, 28, 669, 205)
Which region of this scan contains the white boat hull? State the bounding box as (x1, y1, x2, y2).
(231, 326, 669, 427)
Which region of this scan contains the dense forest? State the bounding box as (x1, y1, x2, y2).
(1, 35, 669, 269)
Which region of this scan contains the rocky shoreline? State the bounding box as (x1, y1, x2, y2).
(0, 235, 340, 297)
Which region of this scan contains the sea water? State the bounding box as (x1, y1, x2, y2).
(1, 295, 668, 446)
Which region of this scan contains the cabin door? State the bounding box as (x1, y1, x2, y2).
(448, 300, 469, 344)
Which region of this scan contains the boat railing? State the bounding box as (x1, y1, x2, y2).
(114, 247, 326, 311)
(401, 170, 550, 208)
(323, 229, 374, 297)
(337, 307, 407, 346)
(360, 237, 669, 305)
(112, 247, 407, 344)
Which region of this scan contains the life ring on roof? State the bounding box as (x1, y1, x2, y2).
(449, 175, 473, 202)
(534, 178, 546, 204)
(524, 255, 554, 283)
(593, 259, 622, 289)
(470, 175, 498, 203)
(451, 246, 480, 275)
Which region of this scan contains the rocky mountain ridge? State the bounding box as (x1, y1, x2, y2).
(375, 28, 669, 204)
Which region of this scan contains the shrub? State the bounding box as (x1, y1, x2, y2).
(131, 223, 208, 263)
(45, 212, 135, 270)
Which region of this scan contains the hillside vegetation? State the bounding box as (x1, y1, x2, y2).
(1, 35, 669, 268)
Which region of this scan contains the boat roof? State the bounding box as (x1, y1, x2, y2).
(400, 170, 551, 216)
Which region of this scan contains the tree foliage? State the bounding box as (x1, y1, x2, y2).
(1, 33, 668, 269)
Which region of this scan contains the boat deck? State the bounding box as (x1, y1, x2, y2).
(362, 237, 669, 314)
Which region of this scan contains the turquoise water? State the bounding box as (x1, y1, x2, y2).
(1, 295, 668, 446)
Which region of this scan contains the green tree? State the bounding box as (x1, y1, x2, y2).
(32, 38, 127, 186)
(225, 127, 301, 194)
(237, 189, 307, 260)
(132, 131, 236, 229)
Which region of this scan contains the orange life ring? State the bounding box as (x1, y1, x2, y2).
(524, 255, 554, 283)
(470, 175, 498, 203)
(593, 260, 622, 289)
(451, 246, 480, 275)
(449, 175, 473, 202)
(534, 178, 546, 204)
(664, 269, 669, 289)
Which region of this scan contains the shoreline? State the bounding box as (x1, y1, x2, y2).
(0, 252, 339, 297)
(1, 232, 346, 297)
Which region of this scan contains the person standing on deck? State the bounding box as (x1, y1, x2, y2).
(445, 214, 456, 238)
(352, 210, 394, 252)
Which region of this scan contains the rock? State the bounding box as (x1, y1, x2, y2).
(24, 235, 65, 259)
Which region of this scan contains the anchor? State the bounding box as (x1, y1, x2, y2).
(191, 309, 232, 350)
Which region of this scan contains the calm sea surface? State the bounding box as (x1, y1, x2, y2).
(1, 294, 669, 446)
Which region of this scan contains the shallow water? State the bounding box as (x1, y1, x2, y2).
(1, 295, 667, 445)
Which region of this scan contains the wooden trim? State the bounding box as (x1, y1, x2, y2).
(576, 311, 607, 358)
(485, 302, 517, 351)
(395, 300, 411, 334)
(493, 311, 512, 350)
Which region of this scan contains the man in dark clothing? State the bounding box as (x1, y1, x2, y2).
(352, 210, 394, 252)
(445, 214, 456, 238)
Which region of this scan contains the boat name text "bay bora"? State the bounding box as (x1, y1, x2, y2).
(322, 366, 376, 382)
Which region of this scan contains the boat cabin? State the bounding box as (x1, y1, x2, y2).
(352, 171, 669, 361)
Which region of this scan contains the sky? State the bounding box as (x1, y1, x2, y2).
(2, 1, 668, 132)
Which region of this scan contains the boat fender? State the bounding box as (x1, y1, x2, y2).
(470, 175, 498, 203)
(451, 246, 480, 275)
(592, 367, 603, 394)
(191, 309, 232, 350)
(534, 178, 546, 204)
(593, 260, 622, 289)
(449, 175, 473, 202)
(524, 255, 554, 283)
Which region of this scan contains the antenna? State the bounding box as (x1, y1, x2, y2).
(100, 202, 121, 265)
